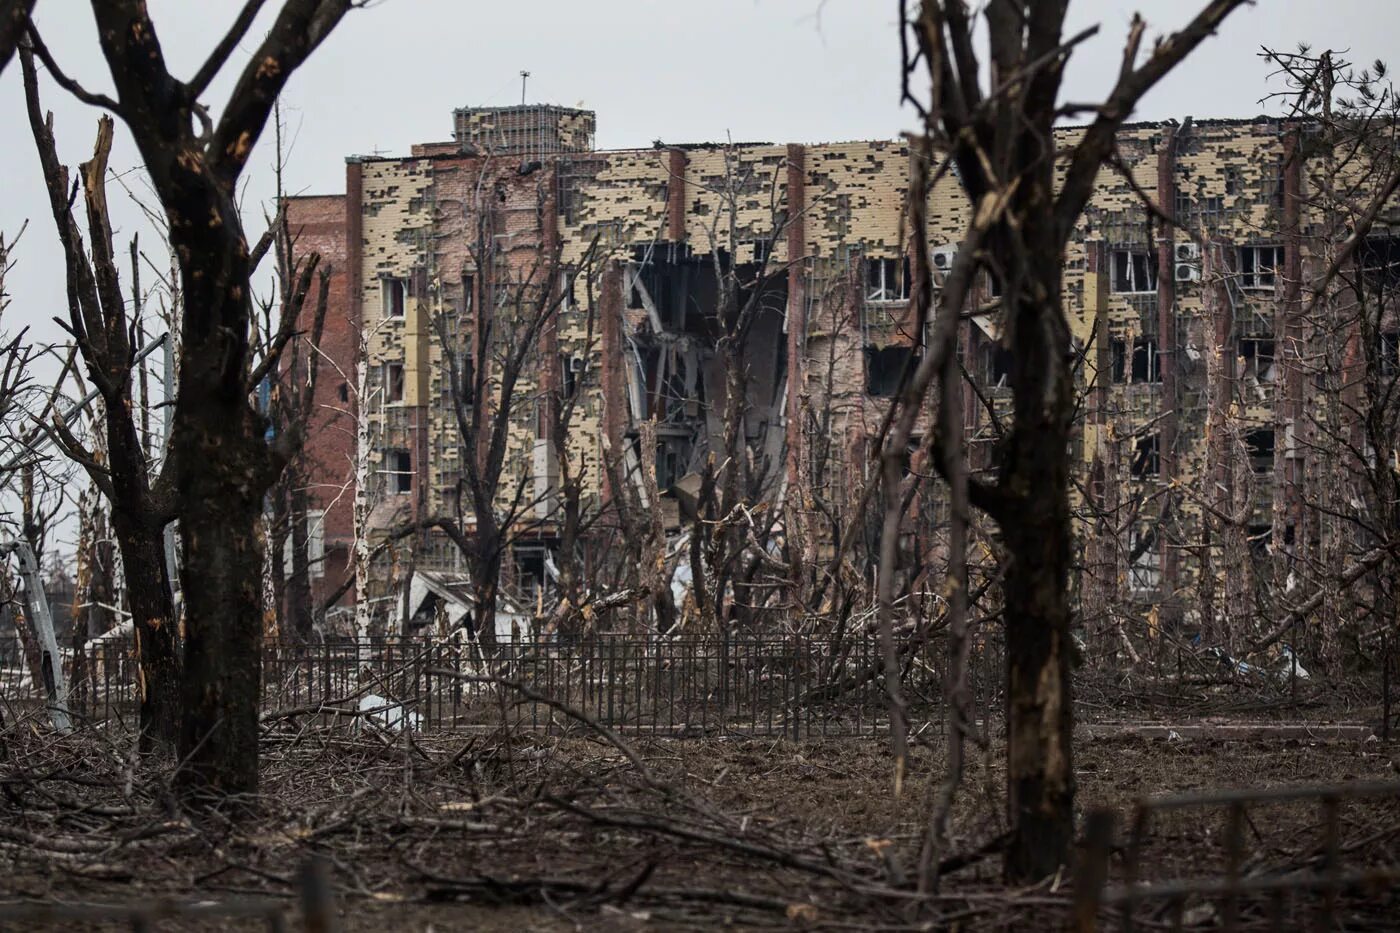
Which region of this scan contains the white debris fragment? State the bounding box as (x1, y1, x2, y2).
(358, 693, 421, 732)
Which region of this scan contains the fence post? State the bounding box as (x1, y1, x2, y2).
(1383, 629, 1391, 743)
(1074, 809, 1116, 933)
(299, 856, 337, 933)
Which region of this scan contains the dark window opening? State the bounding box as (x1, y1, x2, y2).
(1244, 429, 1274, 474)
(514, 546, 547, 602)
(866, 257, 909, 303)
(461, 354, 476, 404)
(749, 238, 772, 267)
(1113, 337, 1161, 383)
(985, 267, 1003, 298)
(1239, 245, 1284, 290)
(1240, 338, 1276, 383)
(461, 274, 475, 315)
(866, 345, 916, 398)
(388, 449, 412, 494)
(1381, 331, 1399, 377)
(1131, 433, 1161, 477)
(1112, 249, 1157, 294)
(562, 354, 584, 398)
(384, 362, 405, 403)
(655, 435, 692, 491)
(980, 340, 1013, 387)
(382, 277, 407, 318)
(337, 382, 349, 403)
(1360, 236, 1400, 288)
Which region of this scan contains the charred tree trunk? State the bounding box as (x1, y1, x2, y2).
(909, 0, 1245, 882)
(473, 528, 502, 649)
(998, 244, 1078, 883)
(73, 0, 357, 799)
(287, 482, 315, 643)
(110, 508, 179, 747)
(20, 58, 182, 751)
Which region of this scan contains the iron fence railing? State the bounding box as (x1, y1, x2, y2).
(1075, 781, 1400, 931)
(5, 633, 1005, 739)
(4, 630, 1392, 739)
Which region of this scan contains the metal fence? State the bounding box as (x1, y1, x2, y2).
(8, 630, 1392, 739)
(1074, 781, 1400, 931)
(38, 633, 1005, 739)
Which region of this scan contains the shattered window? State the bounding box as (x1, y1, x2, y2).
(1128, 527, 1160, 594)
(1240, 338, 1276, 383)
(1360, 235, 1400, 288)
(1131, 433, 1160, 477)
(865, 345, 916, 398)
(387, 449, 412, 494)
(1244, 429, 1274, 474)
(382, 276, 407, 318)
(384, 362, 405, 403)
(980, 341, 1012, 388)
(1113, 337, 1161, 383)
(1381, 332, 1399, 377)
(1239, 245, 1284, 290)
(866, 257, 909, 302)
(1111, 249, 1157, 294)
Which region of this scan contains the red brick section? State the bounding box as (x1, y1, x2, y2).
(784, 144, 806, 488)
(667, 148, 686, 243)
(410, 141, 457, 158)
(1156, 129, 1181, 614)
(284, 192, 355, 610)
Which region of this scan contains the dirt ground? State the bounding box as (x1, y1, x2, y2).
(0, 711, 1396, 931)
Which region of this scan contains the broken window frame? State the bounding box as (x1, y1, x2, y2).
(865, 256, 909, 304)
(386, 449, 412, 495)
(1244, 428, 1275, 475)
(1381, 331, 1400, 378)
(1239, 337, 1277, 383)
(1239, 245, 1285, 291)
(382, 276, 407, 318)
(1131, 433, 1161, 478)
(1112, 337, 1162, 384)
(383, 361, 405, 404)
(865, 344, 917, 398)
(1111, 248, 1158, 294)
(1128, 527, 1161, 595)
(559, 268, 575, 313)
(979, 340, 1013, 388)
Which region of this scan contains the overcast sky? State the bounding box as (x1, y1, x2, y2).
(2, 0, 1395, 384)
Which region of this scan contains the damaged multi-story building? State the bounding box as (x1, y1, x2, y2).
(286, 104, 1400, 640)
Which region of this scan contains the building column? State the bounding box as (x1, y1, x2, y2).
(1155, 127, 1181, 623)
(667, 148, 687, 243)
(784, 144, 807, 490)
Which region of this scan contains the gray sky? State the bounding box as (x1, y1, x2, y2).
(1, 0, 1395, 394)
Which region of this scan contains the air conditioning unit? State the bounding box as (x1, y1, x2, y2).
(569, 357, 586, 373)
(1175, 240, 1201, 282)
(931, 245, 958, 287)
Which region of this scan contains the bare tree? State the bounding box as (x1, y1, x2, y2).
(24, 0, 362, 795)
(21, 54, 183, 750)
(431, 168, 581, 649)
(902, 0, 1248, 880)
(1249, 47, 1400, 668)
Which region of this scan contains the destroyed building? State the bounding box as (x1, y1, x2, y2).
(286, 105, 1400, 633)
